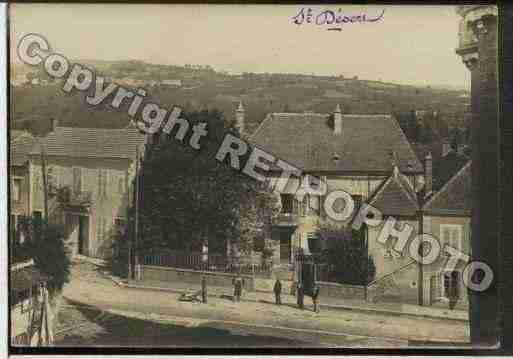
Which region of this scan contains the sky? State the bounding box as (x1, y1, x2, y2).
(10, 4, 469, 89)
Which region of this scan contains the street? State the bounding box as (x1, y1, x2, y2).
(54, 261, 470, 348)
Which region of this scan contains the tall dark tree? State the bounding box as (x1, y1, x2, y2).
(137, 109, 278, 260)
(315, 224, 376, 286)
(14, 216, 71, 293)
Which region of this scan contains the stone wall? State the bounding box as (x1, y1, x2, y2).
(254, 278, 295, 295)
(140, 265, 255, 291)
(317, 281, 366, 300)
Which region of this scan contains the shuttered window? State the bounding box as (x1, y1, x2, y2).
(72, 167, 82, 194)
(307, 232, 321, 253)
(442, 271, 460, 299)
(118, 175, 125, 194)
(280, 194, 294, 214)
(47, 166, 57, 188)
(441, 224, 462, 252)
(12, 179, 21, 202)
(97, 217, 106, 241)
(98, 169, 108, 197)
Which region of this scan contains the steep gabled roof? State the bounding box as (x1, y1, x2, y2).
(369, 167, 420, 216)
(29, 127, 145, 160)
(10, 131, 37, 166)
(249, 112, 422, 173)
(423, 161, 471, 216)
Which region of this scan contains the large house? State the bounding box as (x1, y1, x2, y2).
(10, 130, 37, 242)
(247, 104, 426, 266)
(245, 103, 472, 306)
(28, 120, 145, 258)
(367, 158, 471, 307)
(421, 161, 471, 307)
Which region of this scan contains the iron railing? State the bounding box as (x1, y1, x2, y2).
(142, 251, 273, 276)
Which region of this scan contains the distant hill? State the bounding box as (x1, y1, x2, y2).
(10, 60, 470, 136)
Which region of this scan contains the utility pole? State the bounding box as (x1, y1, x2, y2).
(40, 144, 49, 221)
(417, 210, 424, 306)
(134, 146, 141, 280)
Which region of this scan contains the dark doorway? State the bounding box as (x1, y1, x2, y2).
(279, 231, 291, 264)
(78, 216, 89, 255)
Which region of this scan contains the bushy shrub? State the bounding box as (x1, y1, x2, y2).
(316, 225, 376, 286)
(109, 229, 130, 278)
(15, 216, 71, 293)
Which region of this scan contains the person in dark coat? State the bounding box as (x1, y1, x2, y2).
(312, 284, 320, 313)
(273, 279, 282, 305)
(201, 276, 207, 304)
(297, 282, 304, 309)
(233, 274, 243, 302)
(448, 278, 460, 310)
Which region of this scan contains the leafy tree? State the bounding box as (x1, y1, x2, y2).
(107, 222, 131, 277)
(137, 109, 279, 263)
(14, 216, 71, 293)
(315, 224, 375, 285)
(449, 127, 465, 151)
(433, 153, 469, 191)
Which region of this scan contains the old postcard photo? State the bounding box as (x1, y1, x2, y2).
(8, 3, 502, 350)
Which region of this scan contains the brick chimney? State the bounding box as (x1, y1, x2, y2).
(333, 104, 342, 135)
(424, 152, 433, 196)
(235, 101, 245, 135)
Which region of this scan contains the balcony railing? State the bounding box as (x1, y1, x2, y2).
(56, 187, 93, 208)
(142, 251, 273, 276)
(273, 212, 299, 227)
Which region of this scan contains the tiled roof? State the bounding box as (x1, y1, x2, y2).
(423, 161, 471, 216)
(369, 167, 420, 216)
(10, 132, 37, 166)
(29, 127, 145, 160)
(249, 113, 423, 173)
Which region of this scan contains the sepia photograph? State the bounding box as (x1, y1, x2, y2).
(7, 3, 505, 351)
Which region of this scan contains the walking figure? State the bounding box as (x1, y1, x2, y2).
(297, 282, 304, 309)
(448, 277, 460, 310)
(201, 276, 207, 304)
(232, 273, 243, 302)
(312, 284, 320, 313)
(273, 278, 282, 305)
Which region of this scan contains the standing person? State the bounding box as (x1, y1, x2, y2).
(297, 282, 304, 309)
(312, 283, 320, 313)
(448, 275, 460, 310)
(273, 278, 282, 305)
(201, 275, 207, 304)
(233, 273, 243, 302)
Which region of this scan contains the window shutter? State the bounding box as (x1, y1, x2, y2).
(98, 169, 102, 197)
(97, 217, 104, 241)
(103, 171, 108, 196)
(452, 228, 460, 250)
(73, 167, 82, 194)
(443, 227, 450, 243)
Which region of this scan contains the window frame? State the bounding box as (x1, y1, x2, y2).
(440, 224, 463, 253)
(280, 193, 294, 214)
(98, 169, 109, 197)
(72, 166, 82, 194)
(12, 178, 22, 202)
(440, 270, 461, 300)
(307, 232, 321, 254)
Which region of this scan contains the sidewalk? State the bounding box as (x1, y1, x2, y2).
(75, 255, 468, 325)
(121, 278, 469, 323)
(75, 254, 469, 324)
